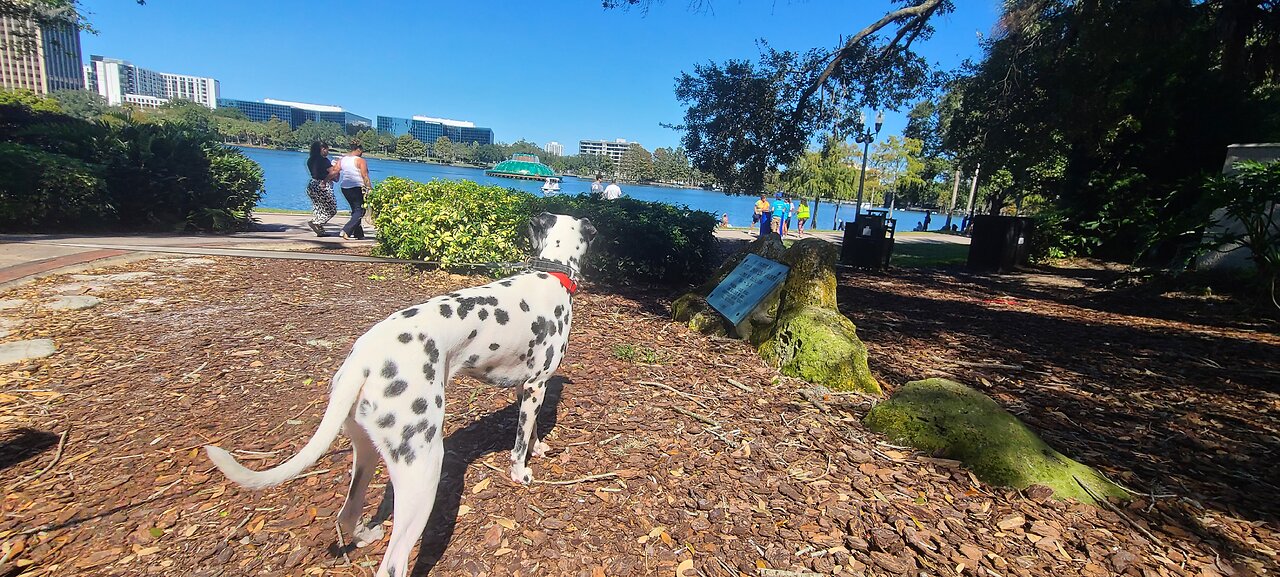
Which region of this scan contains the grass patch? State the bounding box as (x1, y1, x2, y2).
(892, 241, 969, 267)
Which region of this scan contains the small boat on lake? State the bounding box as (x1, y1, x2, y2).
(541, 177, 561, 194)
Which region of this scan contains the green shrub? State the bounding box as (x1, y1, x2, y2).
(0, 141, 114, 230)
(532, 194, 718, 285)
(366, 177, 534, 267)
(0, 102, 263, 232)
(367, 180, 719, 286)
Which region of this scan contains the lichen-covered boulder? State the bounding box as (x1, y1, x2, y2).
(776, 238, 838, 310)
(758, 305, 879, 393)
(865, 378, 1129, 504)
(671, 293, 729, 337)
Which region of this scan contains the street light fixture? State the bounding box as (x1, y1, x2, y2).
(853, 110, 884, 222)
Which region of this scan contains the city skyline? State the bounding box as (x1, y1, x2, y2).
(77, 1, 999, 155)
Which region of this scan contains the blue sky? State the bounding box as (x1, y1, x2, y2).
(79, 0, 999, 155)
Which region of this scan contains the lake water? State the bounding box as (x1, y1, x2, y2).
(241, 147, 952, 232)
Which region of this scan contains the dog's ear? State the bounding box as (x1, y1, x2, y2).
(579, 218, 597, 245)
(527, 212, 557, 250)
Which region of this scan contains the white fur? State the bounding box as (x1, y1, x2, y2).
(205, 213, 595, 577)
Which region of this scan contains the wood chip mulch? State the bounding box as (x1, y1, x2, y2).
(0, 255, 1275, 576)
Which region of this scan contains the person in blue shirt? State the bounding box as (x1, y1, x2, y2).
(770, 192, 790, 235)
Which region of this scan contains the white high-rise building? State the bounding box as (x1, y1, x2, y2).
(85, 55, 219, 109)
(579, 138, 634, 166)
(543, 141, 564, 156)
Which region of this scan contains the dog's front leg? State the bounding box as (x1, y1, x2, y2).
(510, 379, 548, 484)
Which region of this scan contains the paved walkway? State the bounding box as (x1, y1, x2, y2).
(0, 212, 969, 287)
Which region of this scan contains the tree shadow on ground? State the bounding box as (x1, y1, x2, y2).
(0, 427, 59, 472)
(834, 272, 1279, 567)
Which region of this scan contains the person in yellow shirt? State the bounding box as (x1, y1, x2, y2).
(796, 200, 811, 237)
(753, 193, 771, 237)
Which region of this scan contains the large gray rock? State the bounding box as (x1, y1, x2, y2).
(0, 339, 56, 365)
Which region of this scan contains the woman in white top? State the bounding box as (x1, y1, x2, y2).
(337, 143, 372, 240)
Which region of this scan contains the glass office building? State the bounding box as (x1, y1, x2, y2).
(376, 115, 494, 146)
(218, 98, 370, 132)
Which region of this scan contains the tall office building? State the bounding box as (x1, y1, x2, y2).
(376, 115, 494, 146)
(579, 139, 635, 166)
(544, 141, 564, 156)
(0, 13, 84, 94)
(85, 56, 218, 108)
(218, 98, 371, 132)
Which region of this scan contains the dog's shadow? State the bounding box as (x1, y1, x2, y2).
(332, 376, 567, 574)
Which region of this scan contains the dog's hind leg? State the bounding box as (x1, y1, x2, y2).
(337, 417, 384, 547)
(510, 377, 549, 484)
(375, 437, 443, 577)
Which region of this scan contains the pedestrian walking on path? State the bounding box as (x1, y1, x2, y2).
(337, 143, 372, 240)
(304, 141, 339, 236)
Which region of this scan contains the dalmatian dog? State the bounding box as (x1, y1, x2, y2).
(205, 213, 595, 577)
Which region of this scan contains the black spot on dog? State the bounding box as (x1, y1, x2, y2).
(456, 296, 481, 319)
(478, 309, 489, 321)
(554, 305, 564, 318)
(385, 379, 408, 397)
(560, 343, 567, 354)
(518, 411, 527, 428)
(424, 340, 439, 363)
(519, 300, 530, 312)
(435, 394, 443, 408)
(423, 362, 436, 380)
(543, 345, 556, 370)
(402, 308, 419, 318)
(377, 413, 396, 428)
(417, 332, 426, 342)
(499, 280, 512, 287)
(519, 353, 527, 361)
(398, 332, 412, 343)
(484, 296, 499, 306)
(357, 399, 372, 416)
(523, 474, 530, 483)
(381, 361, 398, 378)
(411, 398, 429, 414)
(467, 329, 477, 340)
(423, 423, 437, 442)
(439, 303, 454, 318)
(557, 320, 564, 335)
(494, 309, 509, 325)
(536, 272, 549, 279)
(531, 316, 551, 343)
(363, 368, 370, 377)
(463, 354, 479, 368)
(489, 343, 500, 351)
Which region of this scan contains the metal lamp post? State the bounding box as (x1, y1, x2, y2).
(853, 110, 884, 222)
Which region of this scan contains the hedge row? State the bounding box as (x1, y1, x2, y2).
(366, 177, 718, 286)
(0, 102, 263, 232)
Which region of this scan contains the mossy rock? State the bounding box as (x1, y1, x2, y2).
(758, 305, 880, 394)
(776, 238, 838, 311)
(671, 293, 730, 337)
(864, 378, 1129, 504)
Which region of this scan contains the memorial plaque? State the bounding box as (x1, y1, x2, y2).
(706, 254, 790, 325)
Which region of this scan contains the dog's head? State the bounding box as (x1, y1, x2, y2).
(528, 212, 597, 271)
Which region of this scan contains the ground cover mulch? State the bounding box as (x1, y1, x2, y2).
(0, 254, 1275, 576)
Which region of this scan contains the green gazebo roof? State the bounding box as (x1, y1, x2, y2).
(486, 154, 558, 179)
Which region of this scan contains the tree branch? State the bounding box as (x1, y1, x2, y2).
(793, 0, 946, 122)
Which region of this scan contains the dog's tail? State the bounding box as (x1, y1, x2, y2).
(204, 364, 366, 490)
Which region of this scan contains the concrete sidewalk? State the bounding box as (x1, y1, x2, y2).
(0, 212, 971, 287)
(0, 213, 385, 286)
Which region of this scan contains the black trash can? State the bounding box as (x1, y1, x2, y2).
(842, 211, 896, 269)
(967, 215, 1035, 272)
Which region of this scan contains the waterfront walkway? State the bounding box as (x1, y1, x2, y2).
(0, 212, 967, 287)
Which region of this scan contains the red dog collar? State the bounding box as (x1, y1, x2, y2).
(548, 271, 578, 295)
